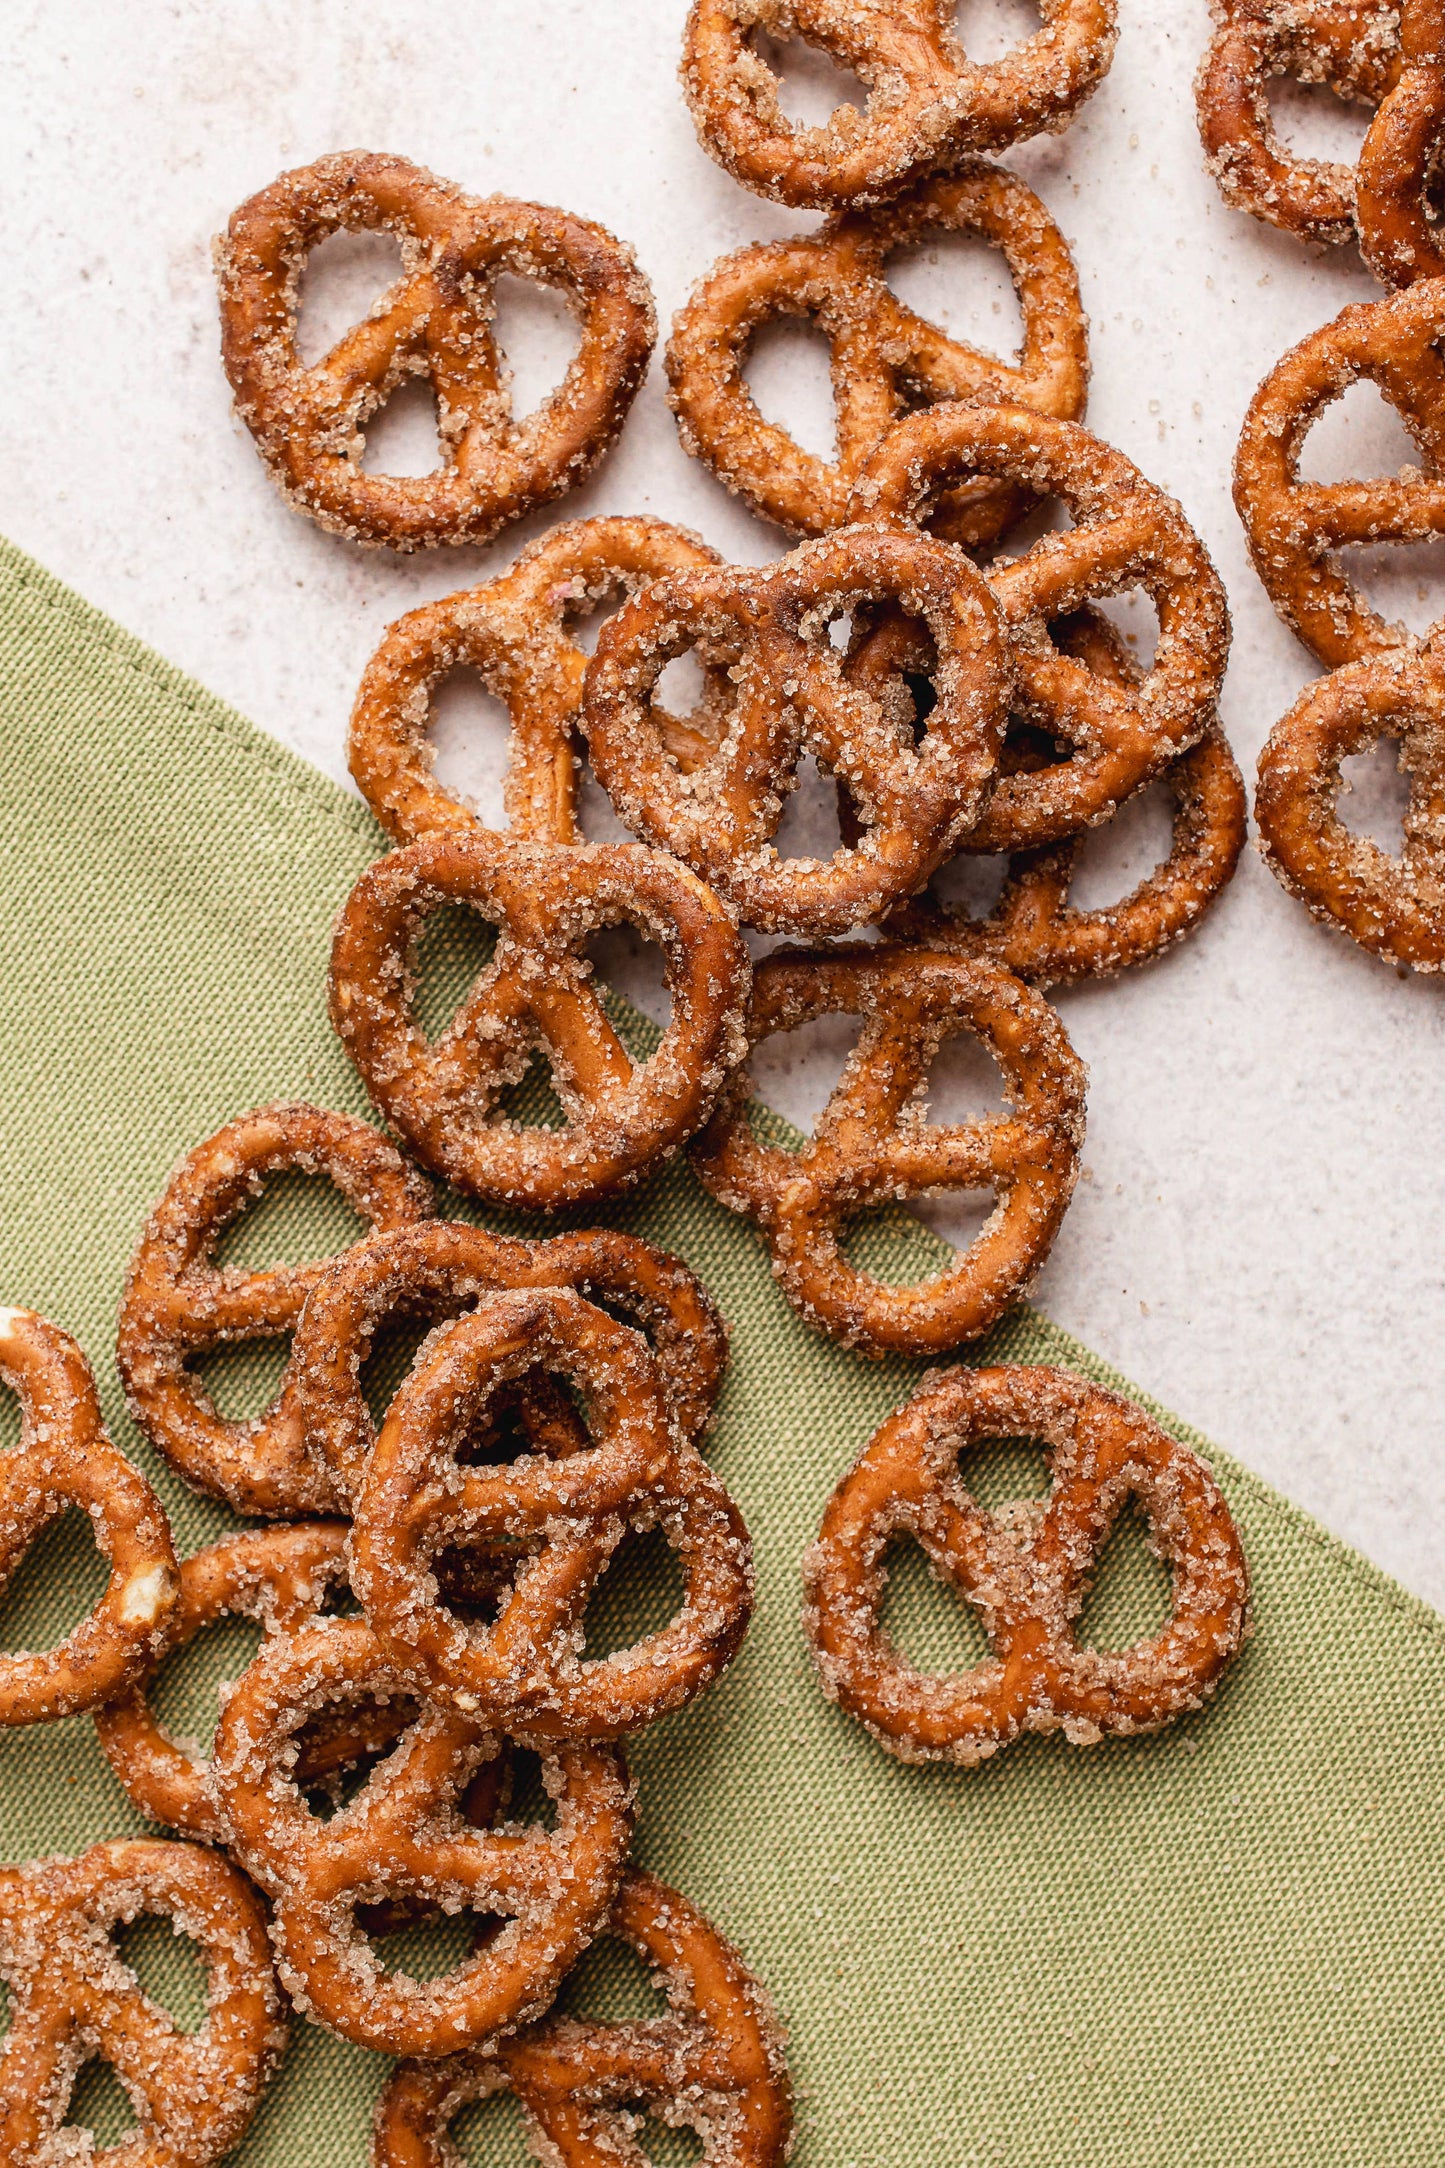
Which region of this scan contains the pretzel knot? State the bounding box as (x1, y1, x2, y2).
(0, 1838, 286, 2167)
(691, 945, 1087, 1358)
(211, 1613, 635, 2057)
(351, 1287, 754, 1740)
(115, 1102, 433, 1518)
(0, 1309, 178, 1727)
(665, 163, 1088, 547)
(328, 831, 752, 1209)
(1234, 277, 1445, 669)
(1359, 0, 1445, 283)
(216, 151, 655, 551)
(372, 1871, 792, 2168)
(583, 522, 1011, 937)
(803, 1365, 1251, 1766)
(681, 0, 1117, 211)
(846, 401, 1233, 851)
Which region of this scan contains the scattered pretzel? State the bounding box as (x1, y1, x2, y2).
(212, 1614, 634, 2055)
(116, 1102, 432, 1518)
(292, 1221, 728, 1507)
(804, 1364, 1251, 1764)
(0, 1837, 286, 2166)
(1256, 640, 1445, 968)
(1359, 0, 1445, 282)
(1196, 0, 1402, 246)
(216, 151, 655, 551)
(583, 521, 1010, 936)
(329, 832, 750, 1208)
(691, 945, 1087, 1357)
(665, 163, 1088, 546)
(352, 1288, 754, 1740)
(1235, 277, 1445, 668)
(0, 1308, 178, 1728)
(681, 0, 1117, 211)
(372, 1871, 792, 2168)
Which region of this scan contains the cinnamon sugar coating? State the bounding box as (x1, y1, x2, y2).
(1359, 0, 1445, 282)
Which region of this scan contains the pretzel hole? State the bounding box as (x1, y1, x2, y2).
(744, 315, 840, 465)
(930, 848, 1012, 919)
(360, 373, 445, 477)
(555, 1930, 668, 2024)
(878, 1538, 993, 1674)
(450, 2089, 536, 2163)
(0, 1378, 19, 1452)
(214, 1165, 372, 1272)
(295, 228, 407, 365)
(1338, 736, 1413, 853)
(845, 1189, 997, 1274)
(150, 1611, 265, 1751)
(584, 925, 675, 1034)
(1299, 379, 1424, 485)
(501, 1744, 560, 1832)
(427, 674, 513, 829)
(363, 1309, 453, 1428)
(63, 2059, 139, 2149)
(748, 30, 868, 128)
(1264, 74, 1373, 164)
(582, 1523, 689, 1662)
(1336, 535, 1445, 639)
(491, 272, 584, 424)
(411, 898, 500, 1042)
(0, 1506, 110, 1655)
(496, 1049, 573, 1133)
(193, 1334, 291, 1421)
(114, 1909, 211, 2032)
(636, 2120, 707, 2167)
(772, 748, 848, 861)
(372, 1907, 490, 1983)
(1087, 588, 1159, 674)
(744, 1011, 867, 1148)
(1063, 776, 1176, 913)
(1073, 1502, 1174, 1650)
(884, 228, 1024, 358)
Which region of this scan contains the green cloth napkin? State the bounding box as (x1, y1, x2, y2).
(0, 532, 1441, 2167)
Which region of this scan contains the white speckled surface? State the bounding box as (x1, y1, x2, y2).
(3, 0, 1441, 1602)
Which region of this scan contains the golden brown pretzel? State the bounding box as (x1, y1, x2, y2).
(1359, 0, 1445, 281)
(691, 945, 1086, 1357)
(372, 1871, 792, 2168)
(348, 517, 730, 848)
(211, 1613, 634, 2055)
(803, 1364, 1251, 1764)
(0, 1308, 178, 1728)
(216, 151, 655, 550)
(582, 522, 1010, 937)
(1255, 640, 1445, 968)
(328, 832, 750, 1208)
(1196, 0, 1402, 245)
(1235, 278, 1445, 668)
(292, 1221, 728, 1507)
(847, 400, 1232, 850)
(665, 163, 1088, 547)
(681, 0, 1117, 211)
(0, 1838, 286, 2167)
(352, 1289, 753, 1740)
(116, 1102, 433, 1518)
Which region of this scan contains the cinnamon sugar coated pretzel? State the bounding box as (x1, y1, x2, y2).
(665, 162, 1088, 546)
(804, 1365, 1250, 1764)
(0, 1838, 286, 2166)
(1359, 0, 1445, 282)
(372, 1871, 792, 2168)
(217, 152, 655, 549)
(0, 1308, 178, 1727)
(329, 832, 751, 1207)
(682, 0, 1117, 210)
(116, 1102, 433, 1517)
(692, 945, 1087, 1357)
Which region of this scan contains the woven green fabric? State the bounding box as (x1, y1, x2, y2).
(0, 532, 1441, 2167)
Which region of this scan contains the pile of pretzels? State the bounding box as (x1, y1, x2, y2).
(0, 15, 1260, 2165)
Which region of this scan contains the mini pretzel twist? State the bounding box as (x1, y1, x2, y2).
(351, 1288, 754, 1741)
(0, 1309, 178, 1727)
(116, 1102, 433, 1518)
(691, 945, 1087, 1357)
(665, 163, 1088, 546)
(328, 832, 751, 1209)
(681, 0, 1117, 211)
(582, 521, 1011, 937)
(846, 401, 1233, 850)
(1359, 0, 1445, 282)
(372, 1871, 792, 2168)
(211, 1613, 635, 2056)
(217, 151, 655, 550)
(0, 1837, 286, 2167)
(804, 1364, 1251, 1765)
(1235, 277, 1445, 669)
(1196, 0, 1402, 245)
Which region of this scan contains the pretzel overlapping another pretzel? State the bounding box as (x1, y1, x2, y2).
(1358, 0, 1445, 282)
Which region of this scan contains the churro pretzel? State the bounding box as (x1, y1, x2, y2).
(0, 1308, 178, 1728)
(583, 522, 1010, 937)
(217, 152, 655, 550)
(0, 1837, 285, 2167)
(349, 518, 731, 849)
(329, 833, 750, 1208)
(116, 1102, 432, 1519)
(372, 1871, 792, 2168)
(847, 400, 1231, 850)
(692, 945, 1086, 1357)
(1235, 277, 1445, 668)
(352, 1289, 753, 1740)
(293, 1221, 728, 1507)
(1359, 0, 1445, 283)
(665, 163, 1088, 546)
(1196, 0, 1402, 246)
(804, 1364, 1251, 1764)
(681, 0, 1117, 211)
(1255, 640, 1445, 967)
(212, 1614, 633, 2055)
